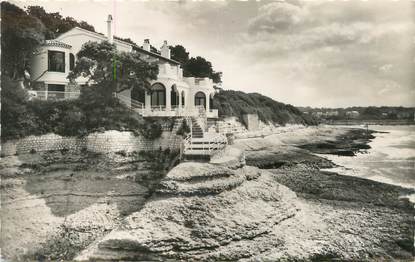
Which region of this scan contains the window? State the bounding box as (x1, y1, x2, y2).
(171, 89, 179, 106)
(195, 92, 206, 108)
(69, 53, 75, 70)
(48, 51, 65, 72)
(151, 84, 166, 106)
(181, 91, 185, 106)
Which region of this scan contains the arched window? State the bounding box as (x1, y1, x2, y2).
(69, 53, 75, 70)
(170, 85, 179, 107)
(151, 83, 166, 107)
(181, 91, 185, 106)
(194, 92, 206, 109)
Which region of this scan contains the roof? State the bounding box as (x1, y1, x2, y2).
(131, 45, 181, 65)
(57, 27, 133, 48)
(44, 40, 72, 49)
(57, 27, 181, 65)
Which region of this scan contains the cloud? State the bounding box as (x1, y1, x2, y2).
(248, 1, 309, 34)
(229, 0, 415, 106)
(379, 64, 393, 73)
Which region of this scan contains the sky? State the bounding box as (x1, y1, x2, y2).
(14, 0, 415, 107)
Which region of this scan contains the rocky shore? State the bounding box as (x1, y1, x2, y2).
(1, 126, 414, 261)
(76, 127, 413, 261)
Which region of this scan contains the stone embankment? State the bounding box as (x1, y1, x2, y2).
(1, 129, 182, 157)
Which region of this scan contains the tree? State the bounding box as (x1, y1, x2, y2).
(1, 2, 45, 80)
(170, 45, 189, 64)
(184, 56, 222, 83)
(211, 72, 223, 84)
(169, 45, 222, 83)
(184, 56, 212, 78)
(68, 41, 159, 100)
(26, 5, 95, 39)
(150, 45, 160, 54)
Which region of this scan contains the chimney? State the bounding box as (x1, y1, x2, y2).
(143, 39, 150, 52)
(161, 40, 170, 59)
(106, 14, 113, 44)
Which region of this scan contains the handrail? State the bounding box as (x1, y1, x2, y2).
(28, 90, 80, 100)
(196, 134, 227, 155)
(194, 105, 207, 131)
(183, 133, 192, 150)
(207, 134, 227, 155)
(30, 91, 81, 95)
(116, 93, 144, 110)
(182, 117, 193, 155)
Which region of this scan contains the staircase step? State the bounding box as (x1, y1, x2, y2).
(184, 149, 216, 156)
(186, 148, 222, 152)
(191, 140, 226, 145)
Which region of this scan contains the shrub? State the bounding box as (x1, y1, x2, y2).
(1, 80, 148, 140)
(1, 78, 40, 140)
(176, 119, 190, 136)
(139, 118, 163, 140)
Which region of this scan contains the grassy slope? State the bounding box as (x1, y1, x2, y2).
(213, 90, 317, 126)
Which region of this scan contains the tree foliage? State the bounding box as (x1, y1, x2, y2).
(170, 45, 222, 84)
(170, 45, 189, 64)
(1, 77, 40, 139)
(1, 2, 45, 80)
(26, 5, 95, 39)
(114, 36, 137, 46)
(68, 41, 159, 99)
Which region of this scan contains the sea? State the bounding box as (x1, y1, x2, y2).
(320, 125, 415, 203)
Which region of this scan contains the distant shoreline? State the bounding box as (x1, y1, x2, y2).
(323, 119, 415, 126)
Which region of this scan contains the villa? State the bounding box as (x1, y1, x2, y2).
(29, 15, 218, 119)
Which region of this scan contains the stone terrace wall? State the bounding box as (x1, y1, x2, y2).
(1, 130, 183, 157)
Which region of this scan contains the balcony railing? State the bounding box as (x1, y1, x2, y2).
(207, 109, 218, 118)
(28, 90, 80, 101)
(116, 93, 144, 110)
(151, 105, 167, 111)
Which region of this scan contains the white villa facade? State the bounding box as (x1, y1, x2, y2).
(29, 15, 218, 119)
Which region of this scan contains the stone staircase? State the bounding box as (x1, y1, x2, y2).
(183, 117, 227, 161)
(115, 94, 227, 160)
(191, 117, 204, 138)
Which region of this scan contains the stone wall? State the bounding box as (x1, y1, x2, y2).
(242, 114, 260, 131)
(1, 130, 183, 157)
(217, 117, 248, 134)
